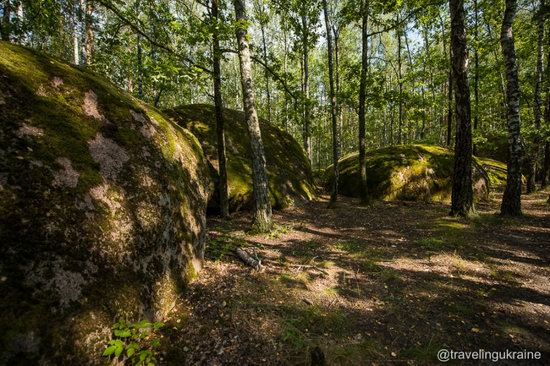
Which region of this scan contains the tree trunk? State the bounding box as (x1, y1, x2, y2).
(1, 0, 10, 41)
(73, 0, 80, 65)
(449, 0, 474, 217)
(526, 0, 545, 193)
(397, 18, 403, 145)
(541, 30, 550, 188)
(137, 33, 143, 99)
(84, 0, 94, 65)
(212, 0, 229, 218)
(234, 0, 273, 231)
(322, 0, 339, 207)
(358, 0, 369, 204)
(447, 46, 453, 146)
(260, 19, 271, 123)
(302, 15, 311, 161)
(473, 0, 480, 155)
(500, 0, 523, 216)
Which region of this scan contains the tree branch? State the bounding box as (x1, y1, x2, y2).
(221, 48, 297, 100)
(96, 0, 212, 73)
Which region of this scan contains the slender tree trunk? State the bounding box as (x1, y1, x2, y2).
(449, 0, 474, 217)
(527, 0, 545, 192)
(302, 15, 311, 161)
(542, 38, 550, 188)
(260, 20, 271, 123)
(1, 0, 10, 41)
(234, 0, 272, 231)
(137, 33, 143, 98)
(322, 0, 339, 207)
(212, 0, 229, 218)
(84, 0, 94, 65)
(397, 18, 403, 145)
(473, 0, 480, 155)
(500, 0, 523, 216)
(358, 0, 370, 203)
(73, 0, 80, 65)
(447, 46, 453, 146)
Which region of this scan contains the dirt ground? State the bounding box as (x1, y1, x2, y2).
(161, 192, 550, 365)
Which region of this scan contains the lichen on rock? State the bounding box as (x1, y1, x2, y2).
(0, 41, 210, 364)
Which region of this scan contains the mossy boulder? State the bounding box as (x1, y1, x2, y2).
(324, 144, 507, 202)
(165, 104, 315, 211)
(0, 42, 210, 364)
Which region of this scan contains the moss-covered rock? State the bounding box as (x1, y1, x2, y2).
(323, 145, 507, 202)
(0, 42, 211, 364)
(165, 104, 315, 211)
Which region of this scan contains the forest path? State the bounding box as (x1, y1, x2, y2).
(162, 192, 550, 365)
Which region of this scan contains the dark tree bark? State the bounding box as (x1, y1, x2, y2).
(500, 0, 523, 216)
(526, 0, 545, 193)
(322, 0, 339, 207)
(234, 0, 273, 231)
(449, 0, 474, 217)
(212, 0, 229, 218)
(358, 0, 370, 204)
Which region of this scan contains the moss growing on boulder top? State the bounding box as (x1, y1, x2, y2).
(0, 42, 210, 364)
(324, 144, 507, 202)
(165, 104, 315, 211)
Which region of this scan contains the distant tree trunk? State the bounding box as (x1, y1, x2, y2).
(260, 18, 271, 123)
(73, 1, 80, 65)
(323, 0, 339, 207)
(449, 0, 474, 217)
(302, 14, 311, 161)
(500, 0, 523, 216)
(473, 0, 480, 155)
(212, 0, 229, 218)
(137, 34, 143, 98)
(1, 0, 10, 41)
(526, 0, 545, 193)
(447, 47, 453, 146)
(358, 0, 370, 204)
(234, 0, 272, 231)
(84, 0, 94, 65)
(543, 43, 550, 188)
(397, 18, 403, 145)
(540, 30, 550, 188)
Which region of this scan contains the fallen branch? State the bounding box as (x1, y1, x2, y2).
(234, 247, 262, 270)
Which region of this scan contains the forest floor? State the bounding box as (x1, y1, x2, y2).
(162, 191, 550, 365)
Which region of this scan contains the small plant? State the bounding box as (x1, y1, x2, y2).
(102, 319, 164, 366)
(266, 224, 293, 239)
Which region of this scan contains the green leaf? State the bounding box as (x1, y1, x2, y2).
(114, 343, 124, 358)
(127, 347, 136, 357)
(114, 329, 132, 338)
(102, 345, 116, 357)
